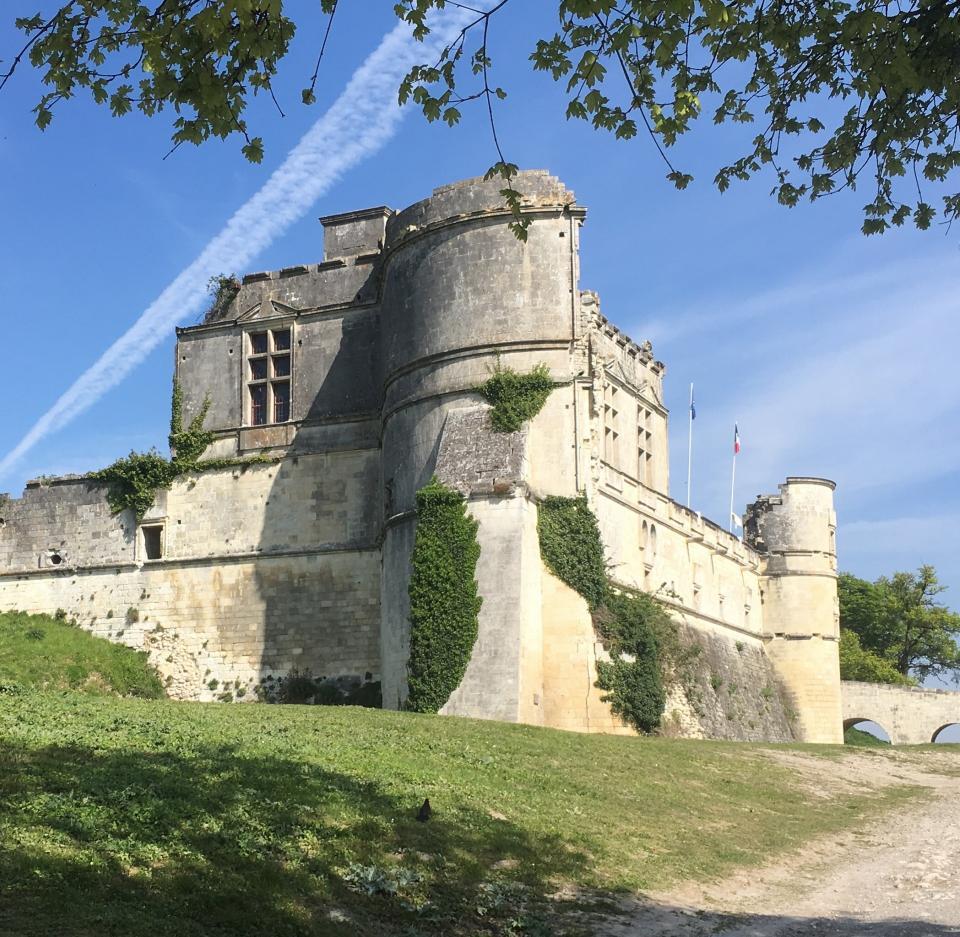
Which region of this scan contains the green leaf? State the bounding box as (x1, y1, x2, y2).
(242, 137, 264, 163)
(34, 105, 53, 131)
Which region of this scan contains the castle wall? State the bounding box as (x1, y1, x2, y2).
(539, 564, 634, 734)
(440, 493, 542, 724)
(0, 551, 379, 700)
(0, 456, 381, 699)
(581, 292, 669, 496)
(658, 624, 796, 741)
(594, 482, 763, 637)
(0, 477, 136, 571)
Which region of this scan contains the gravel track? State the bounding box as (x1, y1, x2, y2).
(597, 750, 960, 936)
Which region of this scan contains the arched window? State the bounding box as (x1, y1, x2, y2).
(645, 523, 657, 567)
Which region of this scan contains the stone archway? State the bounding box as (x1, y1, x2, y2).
(842, 681, 960, 746)
(931, 723, 960, 744)
(843, 717, 893, 745)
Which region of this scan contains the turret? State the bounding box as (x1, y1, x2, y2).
(745, 477, 842, 743)
(376, 172, 584, 714)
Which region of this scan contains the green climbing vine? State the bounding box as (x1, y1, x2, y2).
(476, 362, 556, 432)
(169, 380, 214, 469)
(406, 477, 482, 714)
(90, 379, 268, 520)
(536, 496, 608, 609)
(537, 495, 672, 733)
(89, 450, 178, 520)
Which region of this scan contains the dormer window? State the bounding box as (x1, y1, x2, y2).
(247, 327, 292, 426)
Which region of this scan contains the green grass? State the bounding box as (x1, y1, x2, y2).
(844, 724, 891, 747)
(0, 693, 930, 936)
(0, 611, 164, 698)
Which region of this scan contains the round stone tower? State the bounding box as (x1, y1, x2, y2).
(376, 172, 585, 712)
(744, 477, 842, 743)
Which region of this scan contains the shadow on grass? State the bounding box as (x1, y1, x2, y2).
(3, 741, 954, 937)
(0, 739, 586, 937)
(596, 906, 960, 936)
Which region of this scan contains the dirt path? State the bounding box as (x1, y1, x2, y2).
(597, 750, 960, 936)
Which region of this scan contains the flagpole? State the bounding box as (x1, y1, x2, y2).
(686, 382, 694, 507)
(729, 424, 737, 533)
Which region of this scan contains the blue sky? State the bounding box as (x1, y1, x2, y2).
(2, 4, 958, 689)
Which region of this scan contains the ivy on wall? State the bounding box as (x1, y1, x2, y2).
(476, 362, 556, 432)
(406, 477, 482, 713)
(168, 380, 214, 468)
(593, 591, 669, 734)
(90, 451, 178, 520)
(537, 495, 670, 733)
(90, 381, 214, 519)
(89, 379, 272, 520)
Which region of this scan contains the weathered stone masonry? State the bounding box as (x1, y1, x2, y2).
(0, 171, 849, 740)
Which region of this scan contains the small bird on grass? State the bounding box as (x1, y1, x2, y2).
(416, 798, 432, 822)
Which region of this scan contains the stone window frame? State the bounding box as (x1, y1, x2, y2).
(641, 520, 657, 587)
(598, 370, 663, 491)
(243, 319, 295, 427)
(603, 381, 620, 468)
(692, 561, 703, 610)
(139, 521, 166, 562)
(637, 404, 653, 486)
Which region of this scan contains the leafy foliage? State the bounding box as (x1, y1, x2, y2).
(537, 495, 668, 732)
(844, 724, 891, 747)
(5, 1, 309, 159)
(8, 3, 957, 234)
(0, 610, 164, 698)
(476, 362, 556, 433)
(399, 1, 960, 235)
(202, 274, 241, 324)
(593, 592, 669, 733)
(537, 495, 608, 609)
(168, 380, 214, 468)
(839, 567, 960, 682)
(406, 478, 482, 714)
(89, 449, 177, 520)
(839, 628, 915, 686)
(90, 380, 216, 519)
(256, 668, 382, 707)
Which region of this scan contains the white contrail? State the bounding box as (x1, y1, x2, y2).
(0, 11, 470, 481)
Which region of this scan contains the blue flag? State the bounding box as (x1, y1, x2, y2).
(690, 397, 696, 420)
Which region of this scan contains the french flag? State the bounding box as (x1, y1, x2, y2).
(734, 424, 741, 455)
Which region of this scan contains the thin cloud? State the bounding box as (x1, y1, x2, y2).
(727, 295, 960, 496)
(639, 245, 956, 349)
(667, 258, 960, 534)
(0, 11, 470, 482)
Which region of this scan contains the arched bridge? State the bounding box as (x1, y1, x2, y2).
(842, 680, 960, 744)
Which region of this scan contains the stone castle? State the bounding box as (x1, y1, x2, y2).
(0, 171, 849, 743)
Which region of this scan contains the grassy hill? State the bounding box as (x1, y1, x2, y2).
(844, 724, 891, 747)
(0, 692, 927, 937)
(0, 610, 164, 698)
